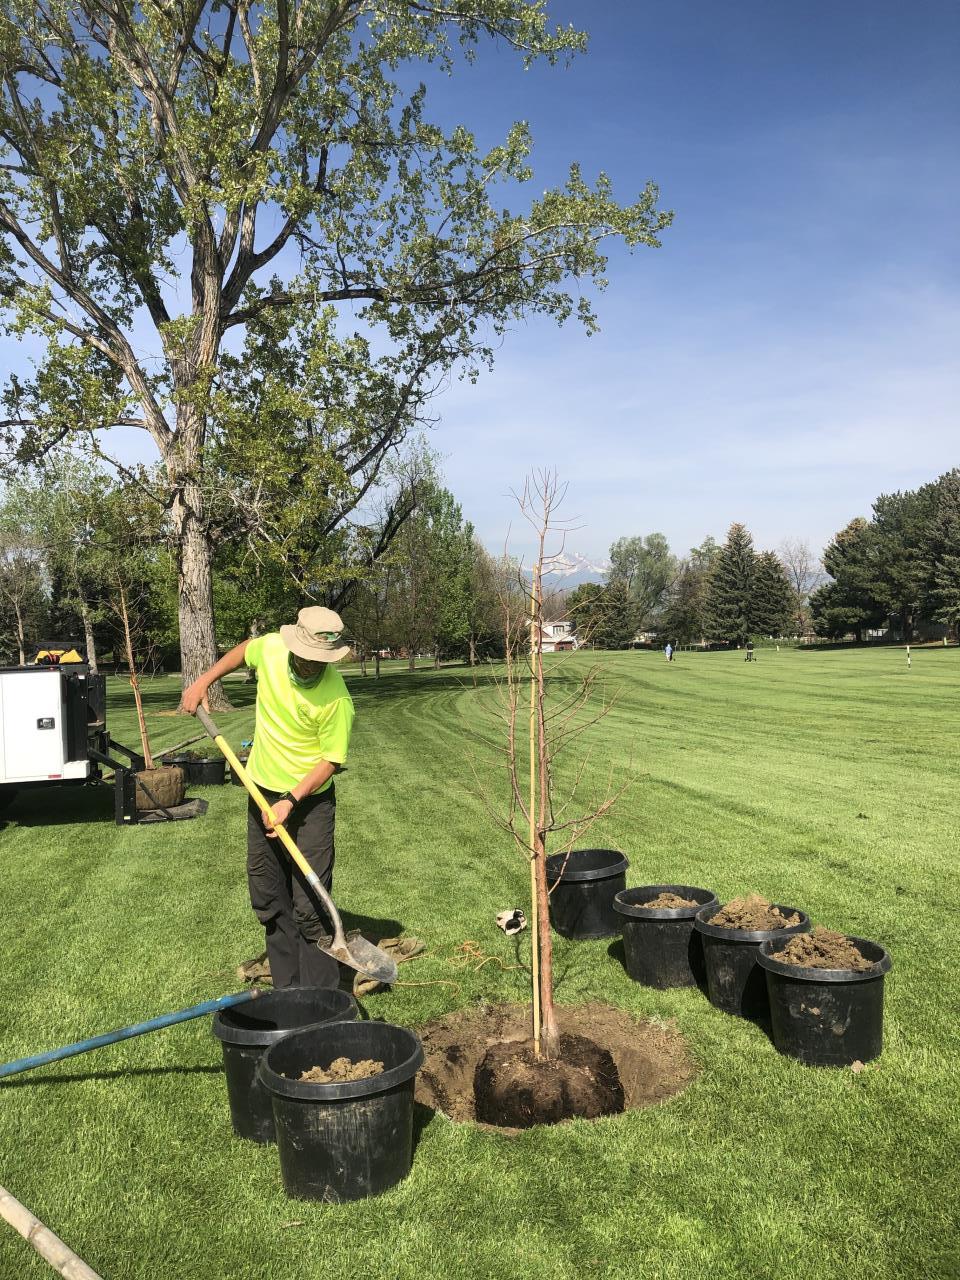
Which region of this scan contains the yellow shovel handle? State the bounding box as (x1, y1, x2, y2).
(194, 710, 317, 884)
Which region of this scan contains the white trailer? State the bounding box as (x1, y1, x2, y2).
(0, 666, 108, 804)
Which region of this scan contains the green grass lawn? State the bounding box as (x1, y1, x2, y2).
(1, 647, 957, 1279)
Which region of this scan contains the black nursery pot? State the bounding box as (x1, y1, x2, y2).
(258, 1020, 424, 1202)
(230, 755, 250, 786)
(545, 849, 630, 940)
(168, 754, 227, 785)
(758, 936, 892, 1067)
(613, 885, 718, 988)
(212, 980, 353, 1143)
(693, 903, 810, 1019)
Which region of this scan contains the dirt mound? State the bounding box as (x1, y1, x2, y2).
(474, 1033, 624, 1128)
(642, 892, 699, 908)
(708, 893, 801, 930)
(775, 927, 874, 971)
(296, 1057, 384, 1083)
(415, 1002, 694, 1133)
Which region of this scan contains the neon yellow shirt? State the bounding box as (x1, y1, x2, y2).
(244, 633, 354, 793)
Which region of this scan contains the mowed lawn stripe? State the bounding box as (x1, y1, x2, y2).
(0, 648, 956, 1279)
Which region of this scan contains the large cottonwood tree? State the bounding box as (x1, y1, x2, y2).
(0, 0, 670, 706)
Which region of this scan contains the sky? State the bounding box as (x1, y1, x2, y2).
(3, 0, 958, 567)
(417, 0, 960, 563)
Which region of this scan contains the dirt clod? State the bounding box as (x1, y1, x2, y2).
(415, 1002, 694, 1133)
(708, 893, 801, 930)
(296, 1057, 384, 1083)
(775, 927, 874, 971)
(642, 892, 699, 908)
(474, 1033, 624, 1128)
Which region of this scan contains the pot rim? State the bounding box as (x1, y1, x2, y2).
(257, 1021, 424, 1101)
(758, 934, 892, 982)
(693, 902, 810, 942)
(545, 848, 630, 883)
(614, 885, 718, 920)
(212, 987, 355, 1047)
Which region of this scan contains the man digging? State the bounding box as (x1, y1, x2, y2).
(183, 606, 357, 988)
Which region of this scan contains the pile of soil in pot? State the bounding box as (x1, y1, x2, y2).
(295, 1057, 384, 1083)
(774, 927, 875, 971)
(415, 1002, 694, 1133)
(642, 891, 699, 908)
(707, 893, 801, 930)
(474, 1033, 624, 1128)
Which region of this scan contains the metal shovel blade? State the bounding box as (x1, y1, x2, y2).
(327, 936, 398, 986)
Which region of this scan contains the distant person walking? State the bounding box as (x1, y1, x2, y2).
(665, 642, 673, 662)
(745, 640, 755, 662)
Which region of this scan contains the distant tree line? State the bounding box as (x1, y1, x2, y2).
(810, 469, 960, 642)
(565, 524, 798, 648)
(0, 457, 507, 673)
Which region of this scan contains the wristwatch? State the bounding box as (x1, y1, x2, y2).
(277, 791, 299, 811)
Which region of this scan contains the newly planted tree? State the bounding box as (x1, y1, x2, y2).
(480, 473, 629, 1064)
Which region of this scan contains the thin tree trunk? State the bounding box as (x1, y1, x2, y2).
(469, 633, 477, 665)
(532, 561, 559, 1057)
(359, 650, 367, 676)
(375, 650, 381, 678)
(119, 585, 154, 769)
(79, 600, 98, 673)
(14, 604, 25, 666)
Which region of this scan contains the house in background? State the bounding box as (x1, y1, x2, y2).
(540, 619, 578, 652)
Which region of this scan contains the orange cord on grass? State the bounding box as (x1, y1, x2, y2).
(448, 940, 524, 973)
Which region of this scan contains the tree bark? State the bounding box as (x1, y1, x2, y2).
(79, 601, 98, 673)
(14, 604, 25, 666)
(469, 633, 477, 666)
(374, 651, 381, 678)
(173, 480, 231, 710)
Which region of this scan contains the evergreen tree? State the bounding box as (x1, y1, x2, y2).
(810, 518, 886, 641)
(753, 551, 793, 637)
(926, 470, 960, 634)
(704, 524, 757, 645)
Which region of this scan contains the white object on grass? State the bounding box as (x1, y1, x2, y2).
(496, 909, 527, 935)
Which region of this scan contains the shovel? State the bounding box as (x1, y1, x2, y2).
(195, 707, 398, 986)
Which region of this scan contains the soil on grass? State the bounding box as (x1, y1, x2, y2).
(642, 892, 699, 909)
(415, 1002, 694, 1133)
(708, 893, 801, 930)
(296, 1057, 384, 1083)
(775, 927, 874, 971)
(474, 1032, 624, 1128)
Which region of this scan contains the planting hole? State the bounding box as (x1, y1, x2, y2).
(415, 1002, 695, 1133)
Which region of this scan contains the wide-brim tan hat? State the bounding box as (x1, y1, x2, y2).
(280, 606, 351, 663)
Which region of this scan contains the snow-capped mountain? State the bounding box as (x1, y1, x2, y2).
(536, 551, 610, 586)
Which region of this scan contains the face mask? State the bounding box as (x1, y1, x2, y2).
(288, 655, 325, 687)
